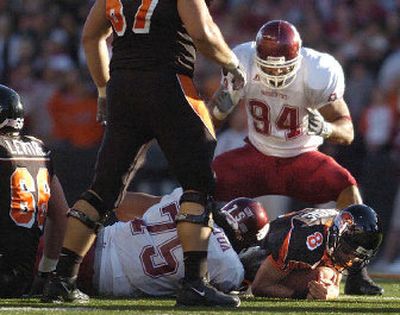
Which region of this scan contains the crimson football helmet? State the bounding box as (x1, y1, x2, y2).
(327, 204, 383, 270)
(255, 20, 302, 89)
(0, 85, 24, 132)
(215, 197, 270, 251)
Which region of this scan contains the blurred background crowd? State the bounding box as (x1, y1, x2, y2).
(1, 0, 399, 272)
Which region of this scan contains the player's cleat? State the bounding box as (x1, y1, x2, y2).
(41, 275, 89, 303)
(345, 274, 384, 296)
(176, 278, 241, 307)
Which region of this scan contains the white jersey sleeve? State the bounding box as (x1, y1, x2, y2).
(208, 226, 244, 292)
(303, 48, 345, 109)
(94, 187, 244, 297)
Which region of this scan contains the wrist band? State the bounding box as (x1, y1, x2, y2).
(97, 86, 106, 98)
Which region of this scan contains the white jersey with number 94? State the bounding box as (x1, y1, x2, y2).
(229, 43, 345, 157)
(93, 188, 244, 297)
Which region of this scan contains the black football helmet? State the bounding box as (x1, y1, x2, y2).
(0, 84, 24, 132)
(255, 20, 302, 89)
(213, 197, 270, 251)
(327, 204, 383, 270)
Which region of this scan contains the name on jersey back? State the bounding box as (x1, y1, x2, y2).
(5, 139, 46, 157)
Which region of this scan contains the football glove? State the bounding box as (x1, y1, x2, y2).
(306, 108, 332, 139)
(224, 55, 246, 90)
(211, 85, 239, 120)
(97, 96, 107, 126)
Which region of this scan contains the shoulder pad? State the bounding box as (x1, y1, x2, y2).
(303, 48, 342, 86)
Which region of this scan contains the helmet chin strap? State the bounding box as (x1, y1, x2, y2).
(261, 73, 297, 90)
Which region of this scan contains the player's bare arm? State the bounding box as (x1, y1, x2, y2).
(309, 99, 354, 145)
(178, 0, 236, 69)
(251, 256, 295, 298)
(178, 0, 245, 88)
(29, 175, 70, 296)
(319, 98, 354, 145)
(41, 175, 69, 268)
(81, 0, 112, 94)
(115, 192, 162, 222)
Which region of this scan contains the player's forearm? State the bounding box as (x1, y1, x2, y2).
(44, 176, 69, 260)
(43, 218, 65, 260)
(177, 0, 237, 69)
(192, 22, 237, 69)
(326, 118, 354, 145)
(83, 38, 110, 89)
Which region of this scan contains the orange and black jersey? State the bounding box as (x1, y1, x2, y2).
(0, 134, 53, 279)
(261, 208, 338, 271)
(106, 0, 196, 77)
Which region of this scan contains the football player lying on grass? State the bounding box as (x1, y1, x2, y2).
(247, 205, 382, 300)
(32, 187, 270, 298)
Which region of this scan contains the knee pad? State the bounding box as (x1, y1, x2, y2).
(67, 209, 104, 233)
(80, 190, 108, 218)
(175, 191, 215, 228)
(68, 190, 112, 233)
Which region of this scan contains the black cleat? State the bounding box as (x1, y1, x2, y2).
(41, 275, 89, 303)
(345, 275, 384, 296)
(176, 278, 240, 307)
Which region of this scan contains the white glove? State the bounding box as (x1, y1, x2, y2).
(224, 54, 246, 90)
(306, 108, 332, 139)
(211, 85, 240, 120)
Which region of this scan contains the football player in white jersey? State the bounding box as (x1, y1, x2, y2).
(72, 188, 270, 298)
(209, 20, 382, 296)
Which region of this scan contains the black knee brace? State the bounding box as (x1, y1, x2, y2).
(175, 191, 214, 228)
(67, 190, 111, 233)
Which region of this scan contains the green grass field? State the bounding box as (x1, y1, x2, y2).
(0, 278, 399, 315)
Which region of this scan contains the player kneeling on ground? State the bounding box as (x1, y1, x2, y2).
(0, 85, 68, 297)
(249, 204, 382, 300)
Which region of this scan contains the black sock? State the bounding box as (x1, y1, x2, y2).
(56, 247, 83, 280)
(183, 251, 208, 282)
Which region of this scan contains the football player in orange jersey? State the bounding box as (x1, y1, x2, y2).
(250, 205, 382, 299)
(0, 85, 69, 297)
